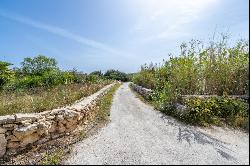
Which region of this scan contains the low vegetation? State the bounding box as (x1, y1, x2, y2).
(95, 83, 121, 121)
(160, 96, 249, 129)
(132, 34, 249, 129)
(0, 55, 130, 116)
(0, 82, 109, 116)
(41, 148, 65, 165)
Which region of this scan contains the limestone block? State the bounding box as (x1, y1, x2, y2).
(7, 141, 20, 149)
(0, 127, 7, 134)
(20, 132, 40, 147)
(57, 123, 66, 133)
(0, 134, 7, 157)
(38, 110, 51, 117)
(6, 135, 19, 142)
(13, 124, 38, 140)
(56, 115, 64, 121)
(35, 137, 50, 145)
(46, 115, 55, 120)
(48, 122, 57, 133)
(15, 113, 40, 122)
(65, 120, 77, 129)
(0, 115, 15, 125)
(2, 124, 18, 130)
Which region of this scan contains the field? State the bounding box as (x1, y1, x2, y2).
(0, 82, 110, 116)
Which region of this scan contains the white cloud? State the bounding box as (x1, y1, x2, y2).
(132, 0, 220, 43)
(0, 10, 122, 55)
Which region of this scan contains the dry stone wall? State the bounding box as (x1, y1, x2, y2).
(130, 83, 248, 116)
(130, 83, 153, 100)
(0, 83, 114, 158)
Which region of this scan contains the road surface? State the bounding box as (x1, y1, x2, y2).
(64, 83, 249, 165)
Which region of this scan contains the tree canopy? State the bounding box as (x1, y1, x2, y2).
(21, 55, 59, 75)
(104, 69, 128, 82)
(0, 61, 14, 88)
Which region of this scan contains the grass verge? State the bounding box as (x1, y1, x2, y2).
(95, 83, 121, 122)
(41, 149, 65, 165)
(38, 83, 121, 165)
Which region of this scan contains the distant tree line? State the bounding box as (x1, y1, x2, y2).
(90, 69, 129, 82)
(0, 55, 130, 91)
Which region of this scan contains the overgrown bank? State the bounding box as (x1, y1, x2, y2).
(132, 35, 249, 130)
(95, 83, 121, 122)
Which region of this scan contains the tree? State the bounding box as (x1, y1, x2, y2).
(104, 69, 128, 82)
(0, 61, 14, 88)
(21, 55, 59, 75)
(89, 70, 103, 77)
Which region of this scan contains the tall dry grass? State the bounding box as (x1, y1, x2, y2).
(0, 82, 110, 116)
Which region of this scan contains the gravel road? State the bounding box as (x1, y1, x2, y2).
(64, 83, 249, 165)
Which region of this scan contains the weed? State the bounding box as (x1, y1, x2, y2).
(41, 149, 64, 165)
(96, 83, 121, 122)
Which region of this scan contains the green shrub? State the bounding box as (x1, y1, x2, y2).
(183, 97, 249, 128)
(133, 36, 249, 96)
(132, 63, 157, 89)
(133, 35, 249, 129)
(21, 55, 59, 75)
(0, 61, 14, 89)
(104, 69, 128, 82)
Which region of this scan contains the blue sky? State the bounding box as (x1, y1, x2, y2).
(0, 0, 249, 73)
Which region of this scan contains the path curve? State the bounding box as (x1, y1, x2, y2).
(64, 83, 249, 165)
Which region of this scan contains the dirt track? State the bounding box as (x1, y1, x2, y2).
(64, 83, 249, 165)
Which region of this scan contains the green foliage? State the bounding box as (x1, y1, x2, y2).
(90, 70, 103, 77)
(126, 73, 135, 82)
(133, 36, 249, 97)
(104, 69, 128, 82)
(133, 35, 249, 129)
(21, 55, 59, 75)
(132, 63, 157, 89)
(1, 55, 112, 91)
(5, 70, 78, 90)
(183, 97, 249, 128)
(41, 149, 64, 165)
(0, 61, 14, 88)
(96, 83, 121, 121)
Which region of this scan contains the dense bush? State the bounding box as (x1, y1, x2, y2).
(182, 97, 249, 128)
(0, 61, 14, 89)
(104, 69, 128, 82)
(132, 63, 157, 89)
(133, 36, 249, 96)
(133, 35, 249, 129)
(1, 55, 131, 91)
(1, 55, 111, 91)
(21, 55, 59, 75)
(90, 70, 103, 77)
